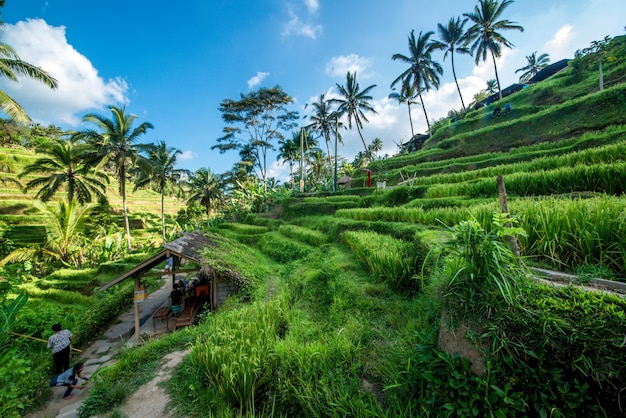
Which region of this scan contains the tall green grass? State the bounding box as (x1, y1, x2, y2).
(189, 299, 285, 412)
(278, 224, 330, 246)
(342, 230, 418, 291)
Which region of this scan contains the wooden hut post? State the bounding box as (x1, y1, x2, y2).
(496, 175, 521, 257)
(133, 275, 141, 345)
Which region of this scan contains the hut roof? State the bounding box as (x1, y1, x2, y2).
(337, 175, 352, 184)
(98, 231, 219, 291)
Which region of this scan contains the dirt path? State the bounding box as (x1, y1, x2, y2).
(25, 277, 175, 418)
(111, 350, 188, 418)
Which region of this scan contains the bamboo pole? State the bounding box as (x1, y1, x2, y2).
(5, 331, 82, 352)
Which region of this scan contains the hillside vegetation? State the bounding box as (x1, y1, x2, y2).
(3, 35, 626, 417)
(0, 145, 185, 246)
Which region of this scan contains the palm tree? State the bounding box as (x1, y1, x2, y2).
(388, 77, 419, 138)
(0, 200, 94, 267)
(391, 30, 443, 132)
(368, 138, 384, 160)
(434, 16, 471, 109)
(464, 0, 524, 101)
(135, 140, 188, 242)
(486, 79, 498, 95)
(19, 140, 108, 204)
(331, 71, 377, 152)
(186, 167, 222, 220)
(0, 30, 58, 123)
(73, 106, 154, 250)
(515, 51, 550, 83)
(276, 137, 299, 185)
(307, 94, 335, 171)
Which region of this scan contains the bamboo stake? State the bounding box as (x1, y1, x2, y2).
(5, 331, 83, 352)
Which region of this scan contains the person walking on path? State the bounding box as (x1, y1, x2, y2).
(50, 362, 89, 400)
(47, 323, 73, 374)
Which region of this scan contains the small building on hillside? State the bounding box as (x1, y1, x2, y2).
(98, 231, 248, 341)
(528, 58, 570, 83)
(337, 175, 352, 189)
(399, 133, 430, 154)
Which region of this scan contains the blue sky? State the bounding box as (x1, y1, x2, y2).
(1, 0, 624, 181)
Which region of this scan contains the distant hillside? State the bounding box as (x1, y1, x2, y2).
(0, 144, 186, 245)
(363, 34, 626, 183)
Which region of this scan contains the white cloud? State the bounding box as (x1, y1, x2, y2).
(325, 54, 373, 79)
(544, 25, 575, 60)
(0, 19, 129, 126)
(303, 0, 319, 14)
(247, 71, 270, 89)
(283, 10, 322, 39)
(178, 150, 197, 161)
(267, 159, 291, 184)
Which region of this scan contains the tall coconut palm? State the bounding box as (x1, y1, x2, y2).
(464, 0, 524, 101)
(331, 71, 377, 152)
(388, 76, 419, 138)
(434, 16, 471, 109)
(391, 30, 443, 132)
(135, 140, 188, 242)
(186, 167, 222, 220)
(515, 51, 550, 83)
(0, 29, 58, 123)
(73, 106, 154, 250)
(19, 140, 108, 204)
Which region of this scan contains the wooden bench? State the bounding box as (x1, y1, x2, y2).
(172, 298, 202, 329)
(152, 306, 171, 332)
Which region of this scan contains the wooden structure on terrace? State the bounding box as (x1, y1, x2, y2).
(98, 231, 243, 343)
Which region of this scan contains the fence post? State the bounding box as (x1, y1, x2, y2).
(497, 175, 521, 257)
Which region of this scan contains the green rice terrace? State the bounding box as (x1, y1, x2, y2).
(2, 35, 626, 417)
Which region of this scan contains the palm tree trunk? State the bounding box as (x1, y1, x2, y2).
(451, 52, 466, 109)
(161, 190, 165, 244)
(417, 87, 431, 133)
(599, 59, 604, 91)
(491, 49, 503, 101)
(406, 102, 415, 138)
(355, 123, 368, 152)
(324, 132, 333, 173)
(120, 164, 132, 251)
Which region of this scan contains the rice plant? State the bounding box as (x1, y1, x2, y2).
(278, 224, 330, 246)
(189, 300, 285, 412)
(341, 230, 417, 291)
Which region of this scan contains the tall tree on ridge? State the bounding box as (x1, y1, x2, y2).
(464, 0, 524, 100)
(213, 86, 299, 193)
(331, 71, 377, 153)
(74, 106, 154, 250)
(392, 30, 442, 133)
(515, 51, 550, 83)
(434, 16, 471, 110)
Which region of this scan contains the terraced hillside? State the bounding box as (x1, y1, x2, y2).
(0, 145, 186, 245)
